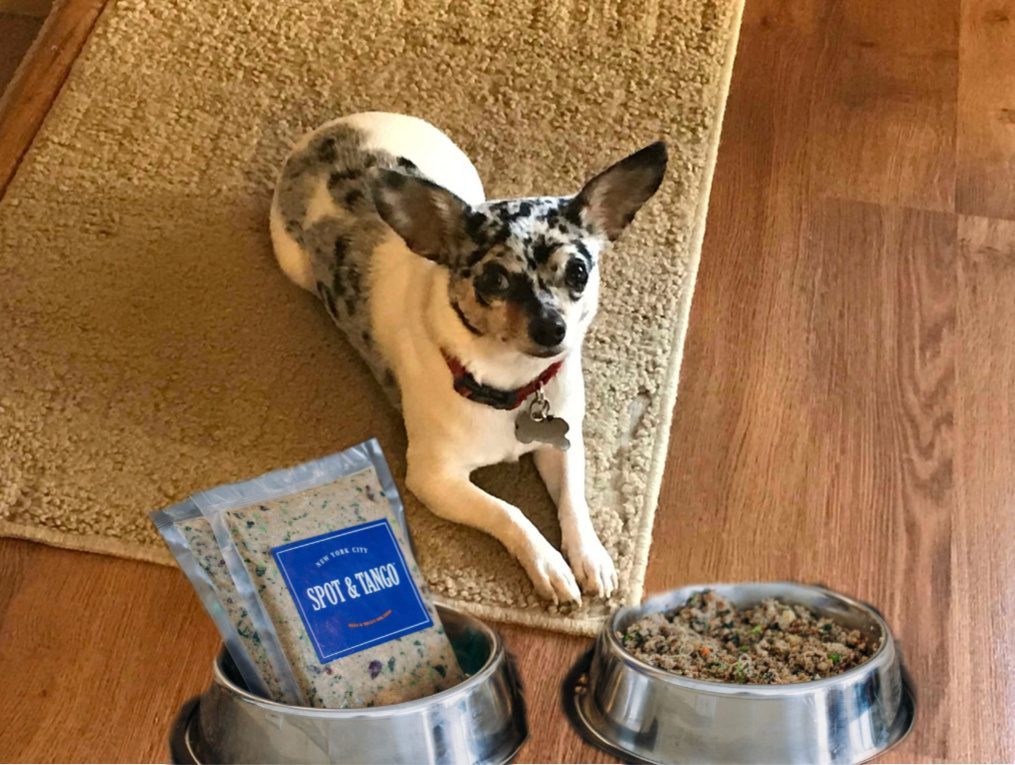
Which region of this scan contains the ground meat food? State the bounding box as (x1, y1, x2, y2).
(619, 590, 879, 684)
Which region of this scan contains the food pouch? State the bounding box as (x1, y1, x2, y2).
(151, 499, 302, 704)
(192, 438, 464, 708)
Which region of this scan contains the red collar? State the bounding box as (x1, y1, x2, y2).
(441, 351, 564, 411)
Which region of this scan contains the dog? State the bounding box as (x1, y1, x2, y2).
(270, 112, 666, 604)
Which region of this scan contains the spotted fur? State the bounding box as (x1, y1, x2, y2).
(275, 122, 612, 376)
(273, 123, 432, 397)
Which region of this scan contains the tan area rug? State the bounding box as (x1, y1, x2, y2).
(0, 0, 742, 634)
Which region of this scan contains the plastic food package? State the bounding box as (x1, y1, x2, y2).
(191, 439, 465, 708)
(151, 499, 302, 704)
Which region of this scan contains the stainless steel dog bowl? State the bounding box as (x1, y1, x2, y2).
(170, 605, 527, 765)
(566, 582, 915, 764)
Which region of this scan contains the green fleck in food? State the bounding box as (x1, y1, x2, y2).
(176, 517, 287, 700)
(619, 590, 879, 684)
(222, 467, 464, 709)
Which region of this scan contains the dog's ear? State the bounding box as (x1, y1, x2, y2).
(567, 142, 667, 241)
(372, 170, 469, 261)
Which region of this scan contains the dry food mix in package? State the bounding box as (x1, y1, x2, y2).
(152, 498, 302, 704)
(154, 439, 463, 708)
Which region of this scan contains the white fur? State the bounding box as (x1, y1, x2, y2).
(271, 113, 484, 293)
(271, 113, 616, 603)
(270, 202, 315, 291)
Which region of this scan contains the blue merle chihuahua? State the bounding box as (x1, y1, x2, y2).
(271, 113, 666, 604)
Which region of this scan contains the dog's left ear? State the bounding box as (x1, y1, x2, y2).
(567, 142, 667, 241)
(372, 170, 469, 261)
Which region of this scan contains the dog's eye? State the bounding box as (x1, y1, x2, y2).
(565, 259, 589, 292)
(476, 264, 510, 297)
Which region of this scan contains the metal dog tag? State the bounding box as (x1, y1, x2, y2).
(515, 388, 570, 450)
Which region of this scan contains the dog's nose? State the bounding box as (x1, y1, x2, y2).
(529, 311, 566, 348)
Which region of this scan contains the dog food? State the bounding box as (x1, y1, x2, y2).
(152, 500, 302, 704)
(194, 441, 464, 708)
(619, 590, 878, 684)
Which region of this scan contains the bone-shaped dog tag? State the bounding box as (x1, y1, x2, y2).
(515, 389, 570, 450)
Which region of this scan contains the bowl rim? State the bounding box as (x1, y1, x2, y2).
(604, 581, 894, 697)
(211, 604, 506, 717)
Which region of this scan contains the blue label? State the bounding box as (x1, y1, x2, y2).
(271, 519, 433, 663)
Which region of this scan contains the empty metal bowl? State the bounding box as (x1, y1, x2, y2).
(170, 605, 527, 765)
(566, 582, 915, 764)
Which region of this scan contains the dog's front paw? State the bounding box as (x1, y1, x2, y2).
(564, 535, 618, 599)
(520, 540, 582, 605)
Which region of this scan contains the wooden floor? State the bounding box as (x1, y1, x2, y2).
(1, 0, 1014, 762)
(0, 1, 49, 93)
(0, 16, 41, 93)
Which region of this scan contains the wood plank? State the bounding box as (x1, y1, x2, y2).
(0, 0, 53, 17)
(0, 0, 107, 198)
(807, 0, 959, 212)
(0, 13, 43, 95)
(504, 626, 608, 764)
(951, 215, 1015, 762)
(956, 0, 1015, 219)
(0, 540, 218, 763)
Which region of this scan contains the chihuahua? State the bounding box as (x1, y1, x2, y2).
(270, 112, 666, 604)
